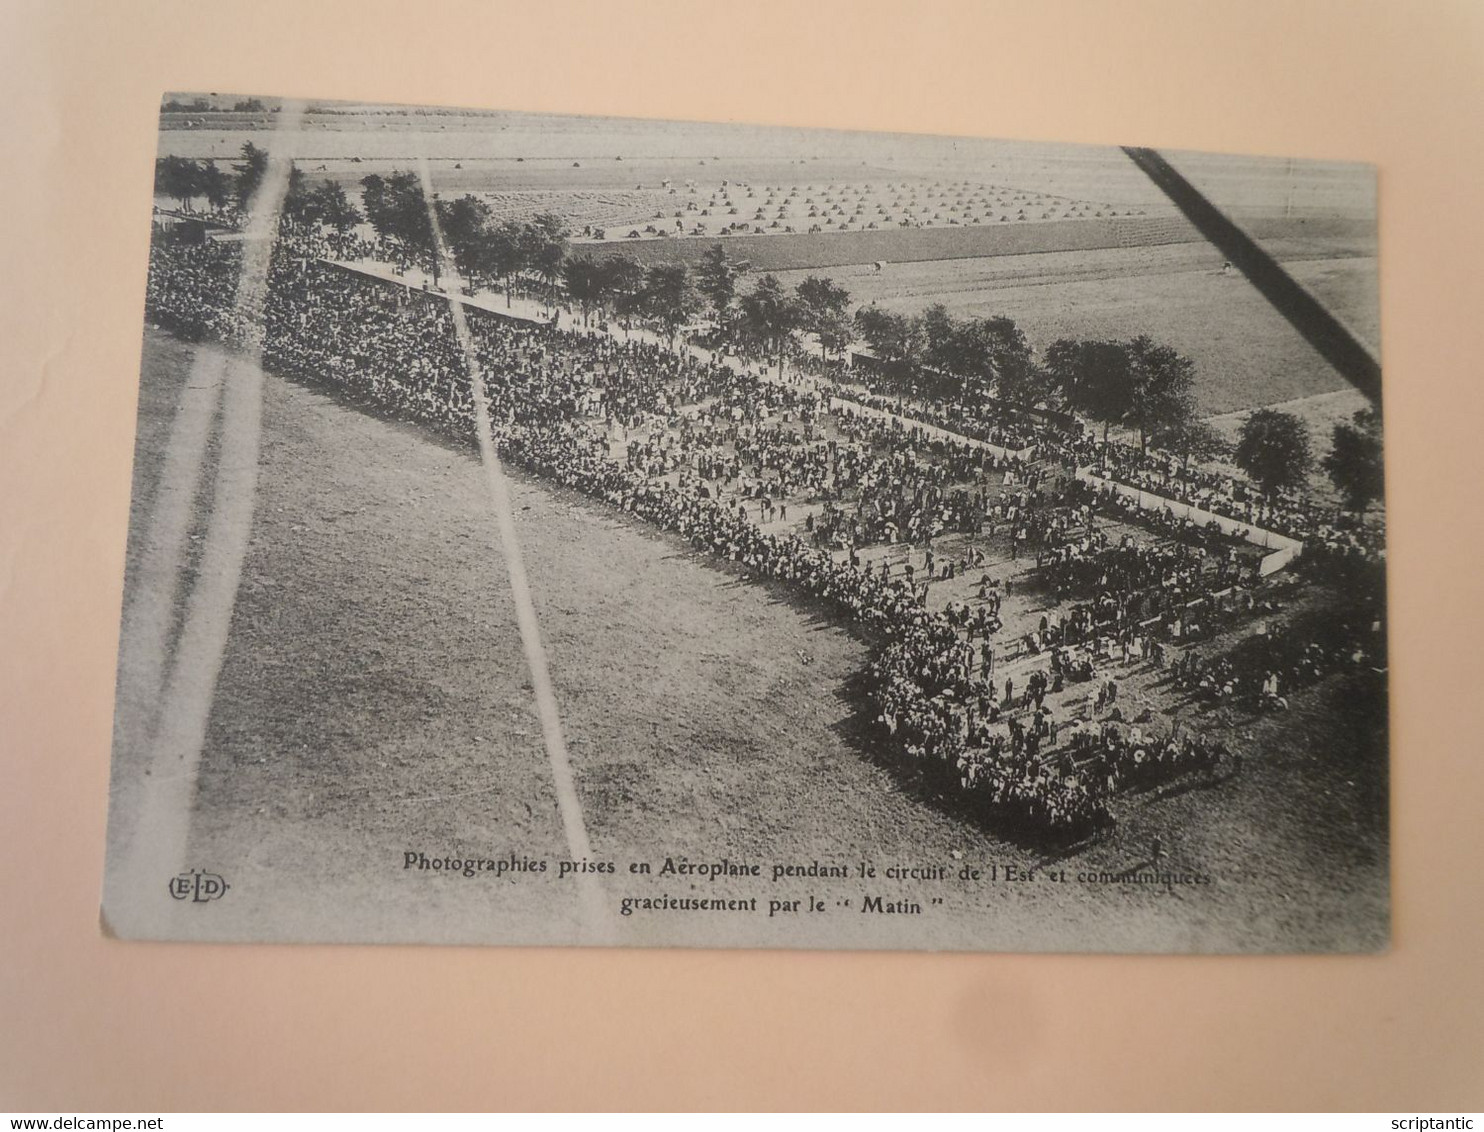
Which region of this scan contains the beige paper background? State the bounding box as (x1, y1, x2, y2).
(2, 0, 1481, 1111)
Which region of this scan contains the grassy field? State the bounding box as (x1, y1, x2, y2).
(157, 103, 1379, 420)
(111, 328, 1389, 951)
(778, 241, 1380, 417)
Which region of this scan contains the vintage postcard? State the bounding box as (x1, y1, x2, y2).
(101, 93, 1388, 951)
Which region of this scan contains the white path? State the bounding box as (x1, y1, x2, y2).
(105, 102, 305, 938)
(418, 159, 614, 945)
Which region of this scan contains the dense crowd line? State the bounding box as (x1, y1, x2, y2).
(140, 228, 1380, 842)
(827, 387, 1047, 454)
(1169, 607, 1384, 711)
(1078, 441, 1384, 561)
(809, 357, 1384, 565)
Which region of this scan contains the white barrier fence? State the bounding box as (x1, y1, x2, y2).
(1076, 468, 1303, 576)
(829, 397, 1036, 463)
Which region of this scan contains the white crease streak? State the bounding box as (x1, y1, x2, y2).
(418, 156, 613, 944)
(106, 103, 304, 928)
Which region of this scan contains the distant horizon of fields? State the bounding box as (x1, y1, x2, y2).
(156, 98, 1377, 217)
(153, 99, 1381, 435)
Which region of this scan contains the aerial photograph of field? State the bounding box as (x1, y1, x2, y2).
(101, 95, 1388, 952)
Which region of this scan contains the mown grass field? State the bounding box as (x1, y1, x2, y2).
(778, 240, 1380, 417)
(159, 105, 1378, 420)
(115, 328, 1389, 951)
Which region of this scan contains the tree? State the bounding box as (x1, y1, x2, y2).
(599, 254, 647, 331)
(1155, 417, 1230, 470)
(282, 165, 310, 223)
(476, 221, 529, 308)
(382, 170, 433, 258)
(957, 315, 1037, 404)
(854, 306, 924, 385)
(562, 255, 606, 326)
(306, 181, 362, 232)
(696, 243, 750, 339)
(513, 222, 549, 281)
(532, 238, 568, 307)
(198, 162, 232, 212)
(155, 156, 203, 211)
(795, 275, 852, 361)
(233, 142, 269, 209)
(814, 307, 856, 363)
(357, 170, 434, 261)
(529, 211, 570, 246)
(1126, 334, 1198, 454)
(1234, 408, 1313, 496)
(359, 174, 388, 235)
(996, 358, 1051, 409)
(1059, 339, 1135, 446)
(1042, 338, 1083, 410)
(434, 195, 493, 278)
(642, 262, 705, 349)
(527, 212, 570, 304)
(919, 303, 959, 375)
(853, 306, 898, 357)
(1322, 406, 1385, 513)
(739, 274, 805, 376)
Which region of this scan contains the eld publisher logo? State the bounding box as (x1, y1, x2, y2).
(168, 869, 229, 903)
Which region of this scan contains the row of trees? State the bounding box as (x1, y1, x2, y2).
(350, 181, 1386, 511)
(160, 96, 268, 113)
(564, 249, 854, 366)
(154, 155, 235, 213)
(1048, 340, 1382, 509)
(853, 304, 1040, 406)
(358, 186, 858, 367)
(283, 171, 362, 231)
(853, 307, 1383, 509)
(1044, 335, 1203, 459)
(158, 143, 362, 232)
(851, 306, 1205, 460)
(1235, 404, 1384, 511)
(354, 176, 571, 306)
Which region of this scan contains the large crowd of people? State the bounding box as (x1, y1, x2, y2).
(808, 355, 1385, 566)
(140, 219, 1385, 844)
(827, 386, 1048, 454)
(1169, 607, 1384, 712)
(1076, 440, 1385, 562)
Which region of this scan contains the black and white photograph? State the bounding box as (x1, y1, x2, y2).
(102, 93, 1389, 953)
